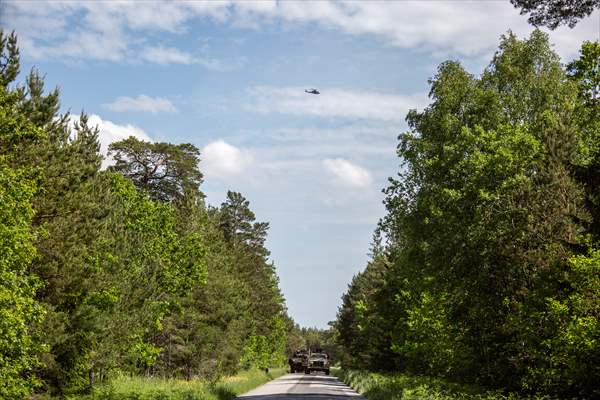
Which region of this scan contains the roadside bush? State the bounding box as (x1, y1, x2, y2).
(334, 369, 556, 400)
(89, 368, 286, 400)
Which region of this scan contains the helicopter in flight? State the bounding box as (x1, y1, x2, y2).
(305, 88, 320, 95)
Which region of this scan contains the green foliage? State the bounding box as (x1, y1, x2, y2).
(520, 248, 600, 395)
(241, 335, 272, 370)
(0, 77, 45, 399)
(392, 291, 464, 377)
(108, 137, 203, 202)
(241, 319, 288, 370)
(510, 0, 599, 29)
(568, 41, 600, 240)
(31, 171, 212, 394)
(216, 191, 288, 370)
(0, 159, 44, 399)
(0, 30, 19, 88)
(334, 32, 599, 398)
(567, 41, 600, 107)
(0, 30, 290, 397)
(335, 255, 395, 370)
(86, 368, 286, 400)
(335, 369, 540, 400)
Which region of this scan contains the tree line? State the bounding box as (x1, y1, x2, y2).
(0, 31, 292, 398)
(334, 31, 599, 398)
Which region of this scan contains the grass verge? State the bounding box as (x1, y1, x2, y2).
(83, 368, 286, 400)
(333, 369, 551, 400)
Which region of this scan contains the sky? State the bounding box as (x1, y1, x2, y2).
(2, 1, 599, 328)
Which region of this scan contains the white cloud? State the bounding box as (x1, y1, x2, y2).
(4, 1, 129, 62)
(247, 86, 427, 122)
(323, 158, 372, 187)
(2, 1, 234, 66)
(201, 140, 253, 178)
(25, 29, 128, 62)
(196, 57, 246, 72)
(104, 95, 176, 113)
(4, 1, 597, 64)
(243, 1, 598, 60)
(139, 45, 196, 65)
(137, 45, 243, 70)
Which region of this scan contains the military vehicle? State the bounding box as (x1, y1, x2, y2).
(288, 349, 308, 373)
(304, 351, 330, 375)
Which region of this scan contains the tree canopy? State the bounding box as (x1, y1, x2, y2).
(334, 32, 600, 398)
(0, 29, 293, 397)
(510, 0, 600, 28)
(108, 137, 203, 202)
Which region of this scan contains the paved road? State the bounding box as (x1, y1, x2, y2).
(237, 373, 365, 400)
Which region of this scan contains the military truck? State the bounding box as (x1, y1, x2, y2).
(304, 351, 330, 375)
(288, 349, 308, 373)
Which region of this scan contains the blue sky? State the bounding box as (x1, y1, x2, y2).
(3, 1, 599, 328)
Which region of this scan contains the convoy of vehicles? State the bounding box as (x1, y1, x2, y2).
(305, 351, 330, 375)
(288, 349, 308, 373)
(288, 348, 330, 375)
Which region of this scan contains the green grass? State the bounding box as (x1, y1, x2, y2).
(69, 368, 286, 400)
(333, 369, 552, 400)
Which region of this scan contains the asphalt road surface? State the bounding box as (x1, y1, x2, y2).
(237, 373, 365, 400)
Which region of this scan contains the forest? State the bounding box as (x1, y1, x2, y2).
(0, 30, 296, 398)
(333, 32, 599, 398)
(1, 14, 599, 400)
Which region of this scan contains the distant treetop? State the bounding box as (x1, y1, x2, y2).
(510, 0, 600, 29)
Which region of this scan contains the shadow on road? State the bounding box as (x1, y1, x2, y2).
(238, 395, 362, 400)
(236, 375, 364, 399)
(264, 376, 348, 387)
